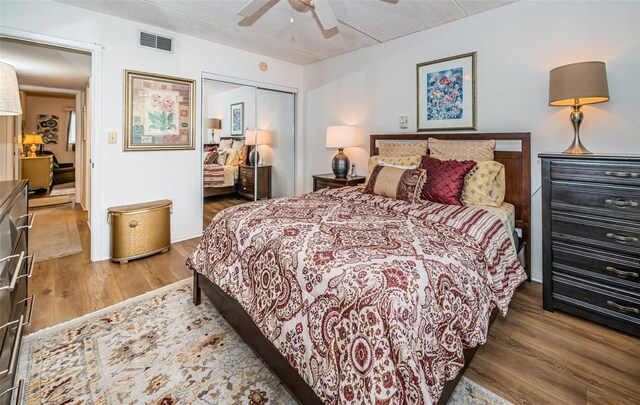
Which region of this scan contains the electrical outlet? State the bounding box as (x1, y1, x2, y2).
(108, 132, 117, 144)
(399, 116, 409, 129)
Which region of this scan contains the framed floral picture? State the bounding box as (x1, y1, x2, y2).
(417, 52, 477, 131)
(230, 102, 244, 136)
(124, 70, 195, 151)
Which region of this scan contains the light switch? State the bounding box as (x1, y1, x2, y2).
(399, 116, 409, 129)
(108, 132, 117, 144)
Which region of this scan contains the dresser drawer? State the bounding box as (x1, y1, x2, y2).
(551, 181, 640, 221)
(314, 179, 343, 190)
(552, 274, 640, 335)
(239, 166, 255, 180)
(552, 241, 639, 290)
(552, 212, 640, 256)
(550, 159, 640, 187)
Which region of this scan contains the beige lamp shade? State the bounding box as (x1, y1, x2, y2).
(326, 125, 357, 149)
(0, 62, 22, 116)
(549, 61, 609, 106)
(23, 133, 44, 145)
(245, 130, 270, 145)
(207, 118, 221, 129)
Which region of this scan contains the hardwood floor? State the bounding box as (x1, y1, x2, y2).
(27, 197, 639, 404)
(203, 194, 247, 228)
(468, 282, 640, 405)
(27, 196, 245, 334)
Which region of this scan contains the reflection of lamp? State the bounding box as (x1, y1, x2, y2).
(326, 126, 357, 178)
(207, 118, 222, 144)
(245, 130, 269, 166)
(549, 61, 609, 154)
(23, 133, 43, 157)
(0, 62, 22, 116)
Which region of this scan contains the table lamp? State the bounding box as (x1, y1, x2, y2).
(0, 62, 22, 116)
(23, 133, 44, 157)
(207, 118, 222, 144)
(245, 130, 269, 165)
(549, 61, 609, 154)
(326, 126, 357, 178)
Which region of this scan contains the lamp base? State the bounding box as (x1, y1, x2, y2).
(29, 144, 37, 158)
(562, 106, 592, 155)
(331, 149, 350, 179)
(248, 147, 260, 166)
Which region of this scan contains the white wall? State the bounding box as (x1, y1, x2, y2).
(207, 85, 256, 138)
(1, 0, 303, 260)
(302, 0, 640, 282)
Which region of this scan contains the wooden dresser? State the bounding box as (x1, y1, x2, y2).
(20, 156, 53, 192)
(540, 154, 639, 336)
(238, 165, 271, 200)
(0, 180, 35, 403)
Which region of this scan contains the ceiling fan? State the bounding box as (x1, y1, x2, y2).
(238, 0, 338, 30)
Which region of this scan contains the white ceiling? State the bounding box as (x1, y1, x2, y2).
(57, 0, 516, 65)
(0, 38, 91, 90)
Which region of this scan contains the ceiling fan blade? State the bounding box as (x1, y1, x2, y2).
(237, 0, 272, 17)
(312, 0, 338, 30)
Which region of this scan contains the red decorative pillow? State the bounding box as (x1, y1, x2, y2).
(420, 156, 476, 205)
(204, 145, 218, 152)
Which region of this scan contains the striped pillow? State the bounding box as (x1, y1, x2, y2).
(363, 165, 426, 203)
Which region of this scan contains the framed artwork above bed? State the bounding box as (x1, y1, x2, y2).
(230, 102, 244, 136)
(417, 52, 477, 132)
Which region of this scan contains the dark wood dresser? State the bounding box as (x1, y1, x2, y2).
(238, 165, 271, 200)
(0, 180, 35, 404)
(540, 154, 639, 336)
(312, 173, 366, 191)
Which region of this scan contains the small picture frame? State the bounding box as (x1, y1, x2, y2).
(417, 52, 477, 131)
(124, 70, 195, 151)
(230, 102, 244, 136)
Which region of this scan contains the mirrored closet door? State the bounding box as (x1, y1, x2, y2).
(201, 75, 296, 228)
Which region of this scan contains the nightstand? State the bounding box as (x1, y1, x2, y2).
(312, 173, 366, 191)
(238, 165, 271, 199)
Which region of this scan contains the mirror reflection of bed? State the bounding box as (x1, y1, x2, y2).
(201, 77, 296, 230)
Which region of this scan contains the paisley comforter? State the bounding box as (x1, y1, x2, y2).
(187, 187, 526, 404)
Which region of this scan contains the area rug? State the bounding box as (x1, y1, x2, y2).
(29, 206, 83, 262)
(17, 279, 512, 405)
(49, 186, 75, 196)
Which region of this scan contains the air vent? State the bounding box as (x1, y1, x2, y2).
(138, 30, 173, 53)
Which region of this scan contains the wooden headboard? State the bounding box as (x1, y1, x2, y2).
(370, 133, 531, 278)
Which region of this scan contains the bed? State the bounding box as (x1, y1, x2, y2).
(188, 132, 531, 404)
(203, 142, 247, 197)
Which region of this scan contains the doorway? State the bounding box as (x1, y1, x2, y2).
(0, 35, 94, 262)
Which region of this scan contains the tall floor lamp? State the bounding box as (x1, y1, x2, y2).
(549, 61, 609, 154)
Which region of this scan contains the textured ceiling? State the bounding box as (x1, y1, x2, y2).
(57, 0, 516, 65)
(0, 38, 91, 90)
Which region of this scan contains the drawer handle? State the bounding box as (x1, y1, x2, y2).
(606, 233, 639, 244)
(16, 212, 36, 230)
(0, 315, 25, 377)
(17, 295, 36, 327)
(606, 300, 640, 314)
(0, 252, 25, 292)
(0, 379, 23, 404)
(129, 220, 138, 228)
(605, 266, 639, 278)
(605, 198, 639, 208)
(17, 254, 35, 280)
(604, 171, 639, 178)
